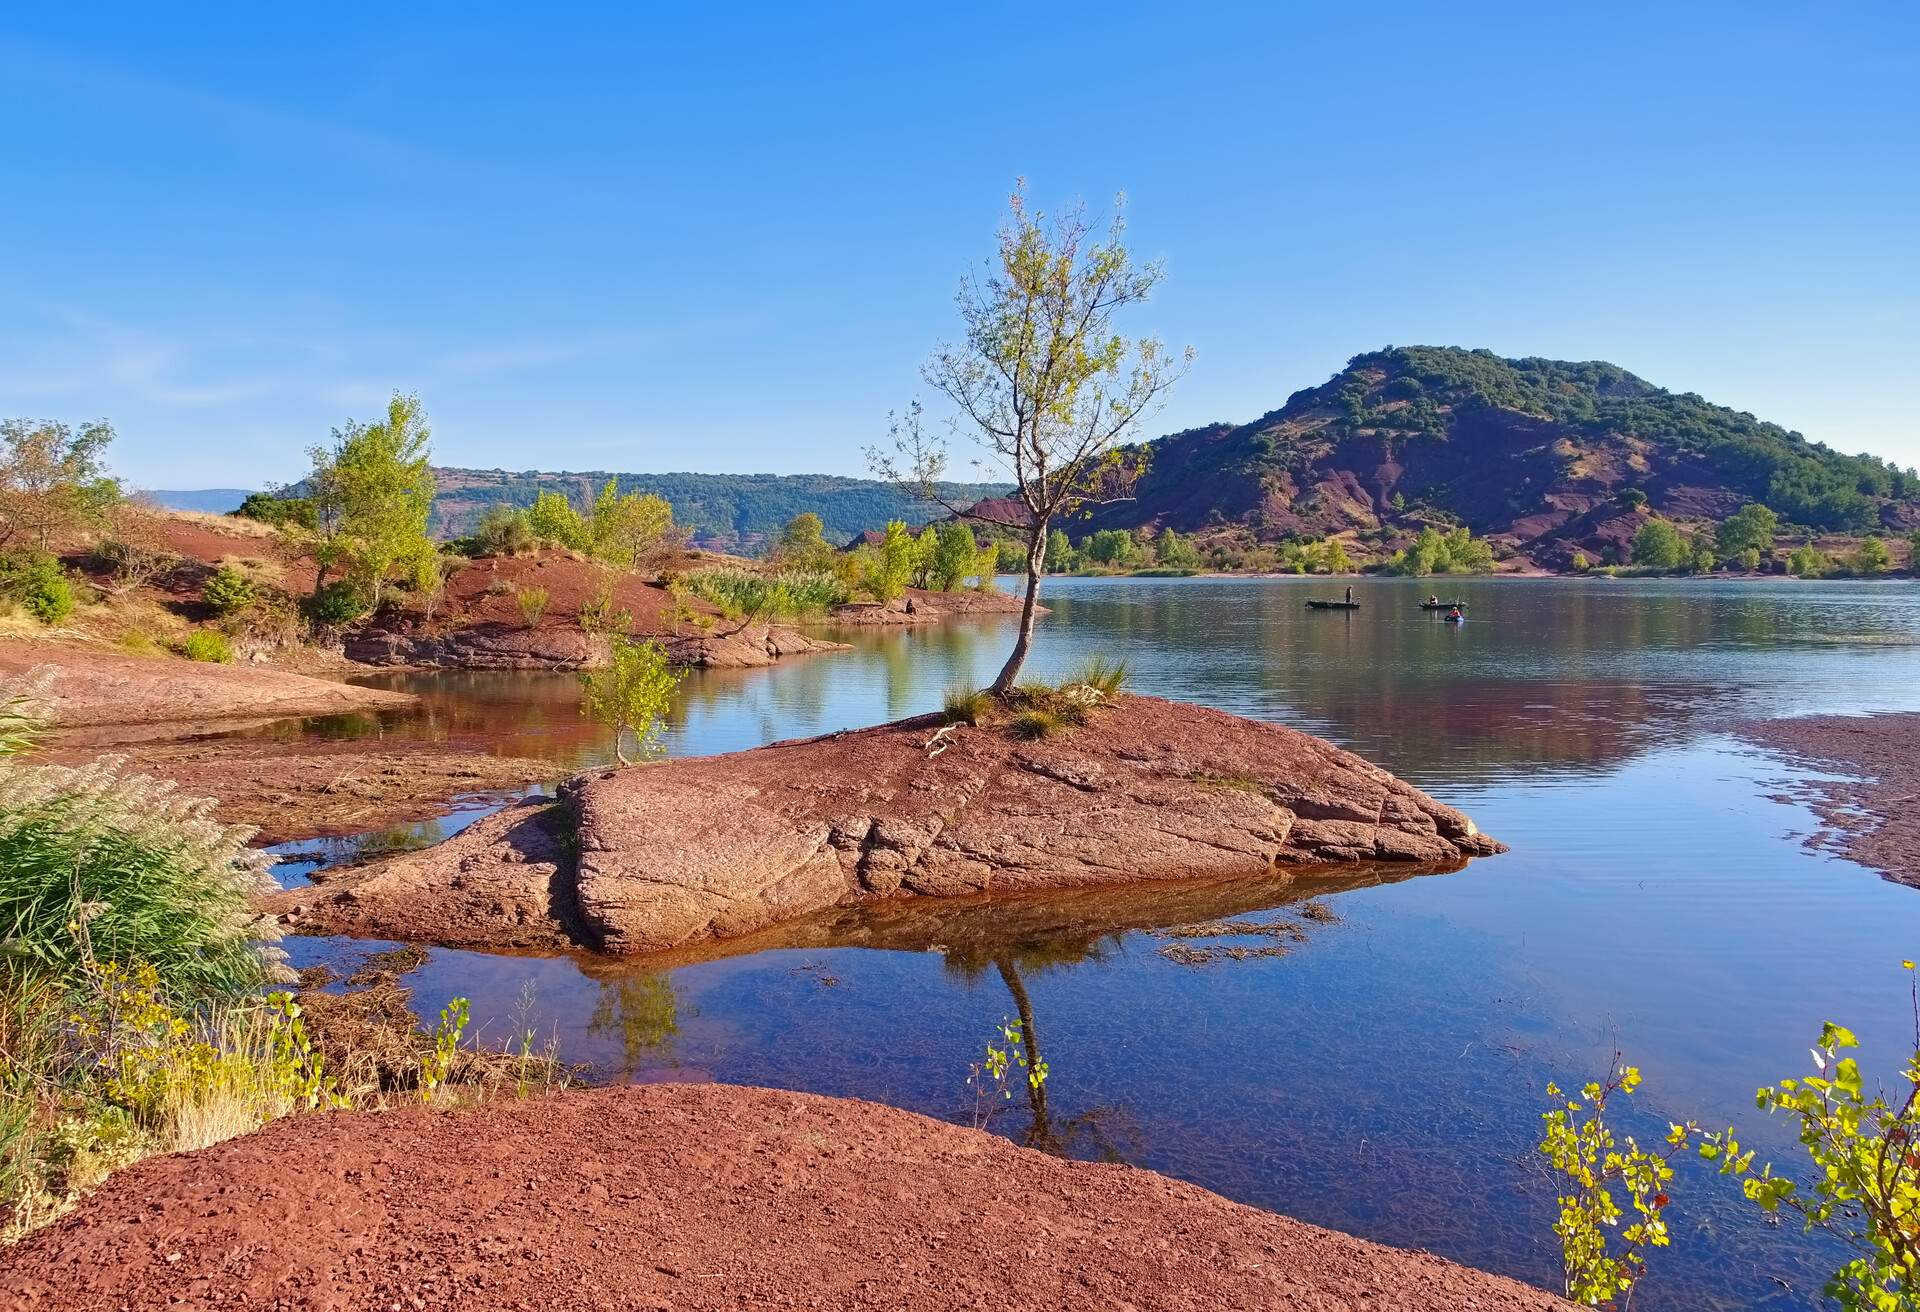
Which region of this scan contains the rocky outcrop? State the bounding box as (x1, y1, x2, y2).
(268, 696, 1503, 955)
(0, 1083, 1571, 1312)
(0, 640, 413, 728)
(343, 618, 843, 670)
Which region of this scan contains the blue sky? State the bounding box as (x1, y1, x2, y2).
(1, 3, 1915, 489)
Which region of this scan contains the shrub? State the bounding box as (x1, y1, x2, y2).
(1852, 536, 1893, 576)
(116, 630, 164, 657)
(232, 492, 317, 530)
(304, 580, 369, 627)
(580, 635, 683, 765)
(1570, 550, 1592, 572)
(1788, 544, 1831, 578)
(201, 565, 257, 616)
(1735, 547, 1762, 572)
(471, 505, 535, 557)
(515, 585, 549, 628)
(942, 686, 992, 726)
(0, 554, 77, 625)
(182, 629, 232, 663)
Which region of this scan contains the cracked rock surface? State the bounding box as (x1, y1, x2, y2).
(266, 695, 1504, 954)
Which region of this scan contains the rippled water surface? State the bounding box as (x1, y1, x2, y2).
(273, 576, 1920, 1309)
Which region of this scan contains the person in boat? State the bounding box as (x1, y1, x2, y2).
(1427, 593, 1438, 606)
(1344, 585, 1353, 605)
(1448, 607, 1462, 621)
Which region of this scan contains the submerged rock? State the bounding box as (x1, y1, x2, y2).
(268, 695, 1504, 954)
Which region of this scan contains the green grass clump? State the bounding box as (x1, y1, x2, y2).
(683, 566, 848, 620)
(942, 686, 992, 726)
(1068, 654, 1129, 698)
(116, 630, 164, 657)
(1010, 707, 1062, 740)
(182, 629, 232, 663)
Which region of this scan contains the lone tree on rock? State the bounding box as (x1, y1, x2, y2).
(871, 181, 1189, 693)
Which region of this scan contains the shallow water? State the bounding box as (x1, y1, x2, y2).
(271, 576, 1920, 1309)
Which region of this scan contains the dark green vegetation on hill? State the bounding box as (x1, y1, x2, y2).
(1082, 347, 1920, 570)
(428, 469, 1010, 551)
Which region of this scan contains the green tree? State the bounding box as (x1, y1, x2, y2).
(775, 512, 834, 570)
(0, 418, 120, 553)
(1632, 518, 1688, 570)
(307, 392, 436, 609)
(526, 489, 587, 549)
(930, 521, 981, 591)
(1571, 550, 1592, 572)
(580, 636, 684, 766)
(1852, 536, 1893, 576)
(1154, 527, 1201, 569)
(1789, 543, 1831, 578)
(861, 520, 915, 601)
(1045, 527, 1075, 573)
(1717, 503, 1779, 558)
(1082, 528, 1140, 566)
(872, 183, 1189, 692)
(202, 565, 258, 616)
(585, 481, 680, 570)
(232, 491, 318, 531)
(908, 525, 939, 588)
(1909, 530, 1920, 575)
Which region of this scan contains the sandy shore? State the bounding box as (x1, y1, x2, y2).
(1742, 711, 1920, 888)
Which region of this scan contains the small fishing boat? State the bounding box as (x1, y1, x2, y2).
(1418, 601, 1468, 611)
(1443, 613, 1465, 624)
(1305, 600, 1360, 610)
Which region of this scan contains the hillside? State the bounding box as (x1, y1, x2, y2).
(1084, 347, 1919, 569)
(427, 468, 1009, 551)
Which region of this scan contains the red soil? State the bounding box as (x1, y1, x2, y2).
(1741, 712, 1920, 888)
(0, 1083, 1568, 1312)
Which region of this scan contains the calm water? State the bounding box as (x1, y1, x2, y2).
(267, 576, 1920, 1309)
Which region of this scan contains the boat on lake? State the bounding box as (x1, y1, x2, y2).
(1419, 601, 1469, 611)
(1305, 600, 1360, 610)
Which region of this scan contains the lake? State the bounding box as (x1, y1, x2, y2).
(269, 575, 1920, 1310)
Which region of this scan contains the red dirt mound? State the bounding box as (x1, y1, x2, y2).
(0, 1082, 1568, 1312)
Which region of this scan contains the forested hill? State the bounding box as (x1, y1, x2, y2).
(428, 468, 1009, 551)
(1084, 346, 1919, 569)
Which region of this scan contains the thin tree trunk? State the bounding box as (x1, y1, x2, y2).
(990, 519, 1048, 694)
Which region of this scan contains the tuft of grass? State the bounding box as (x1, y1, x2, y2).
(1010, 707, 1062, 740)
(116, 629, 165, 657)
(1069, 654, 1129, 698)
(515, 584, 549, 628)
(942, 686, 992, 726)
(182, 629, 233, 663)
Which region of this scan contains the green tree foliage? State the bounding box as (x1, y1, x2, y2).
(201, 565, 257, 616)
(872, 183, 1189, 691)
(860, 521, 916, 601)
(774, 512, 835, 571)
(1154, 527, 1201, 569)
(1082, 529, 1141, 567)
(1717, 503, 1780, 558)
(232, 492, 317, 531)
(1045, 527, 1075, 573)
(1632, 518, 1689, 570)
(580, 636, 684, 766)
(926, 521, 982, 591)
(525, 489, 586, 549)
(1910, 530, 1920, 575)
(1318, 537, 1353, 574)
(582, 481, 681, 569)
(1571, 550, 1592, 572)
(1852, 536, 1893, 576)
(307, 392, 437, 610)
(0, 419, 120, 554)
(1789, 544, 1832, 578)
(1386, 526, 1495, 576)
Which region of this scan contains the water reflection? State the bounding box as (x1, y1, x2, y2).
(254, 576, 1920, 1311)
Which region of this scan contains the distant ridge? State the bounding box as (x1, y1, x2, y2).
(427, 468, 1011, 550)
(143, 488, 255, 514)
(1082, 346, 1919, 568)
